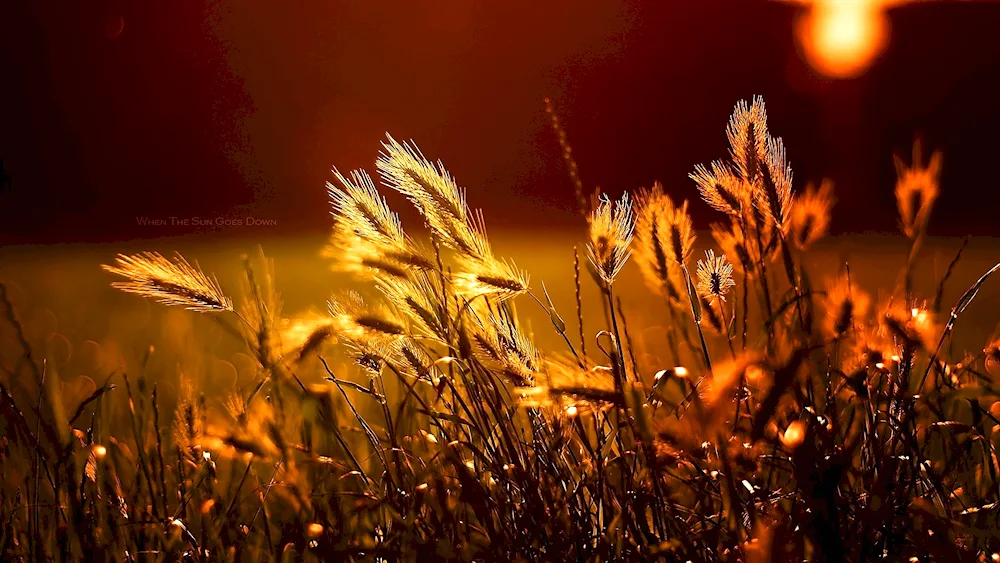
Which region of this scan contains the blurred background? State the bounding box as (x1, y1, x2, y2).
(2, 0, 1000, 244)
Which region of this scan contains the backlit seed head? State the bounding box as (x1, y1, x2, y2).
(696, 249, 735, 302)
(588, 192, 635, 284)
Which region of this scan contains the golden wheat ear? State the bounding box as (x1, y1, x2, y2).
(328, 167, 405, 245)
(788, 179, 834, 250)
(587, 192, 635, 285)
(102, 251, 234, 312)
(690, 160, 748, 217)
(726, 95, 770, 185)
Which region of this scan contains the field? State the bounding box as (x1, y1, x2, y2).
(2, 99, 1000, 561)
(2, 231, 997, 386)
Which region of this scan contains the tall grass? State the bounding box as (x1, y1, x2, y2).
(2, 97, 1000, 561)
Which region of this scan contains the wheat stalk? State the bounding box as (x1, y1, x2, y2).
(102, 251, 233, 312)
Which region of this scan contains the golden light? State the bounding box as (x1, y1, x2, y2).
(306, 523, 324, 538)
(792, 0, 898, 78)
(989, 401, 1000, 419)
(92, 444, 107, 458)
(781, 420, 807, 449)
(745, 364, 766, 383)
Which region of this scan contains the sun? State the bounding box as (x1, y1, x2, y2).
(787, 0, 905, 78)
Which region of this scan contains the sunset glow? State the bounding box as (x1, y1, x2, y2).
(793, 0, 895, 78)
(5, 1, 1000, 559)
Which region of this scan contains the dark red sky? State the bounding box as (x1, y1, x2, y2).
(2, 0, 1000, 244)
